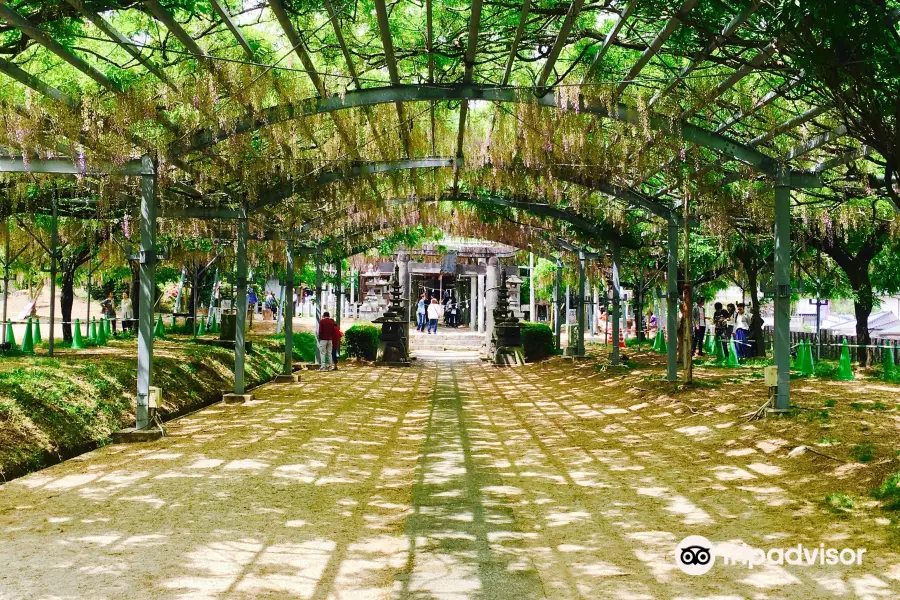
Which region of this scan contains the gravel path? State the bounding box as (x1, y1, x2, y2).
(1, 358, 898, 599)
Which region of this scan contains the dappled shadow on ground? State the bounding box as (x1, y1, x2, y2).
(0, 356, 899, 599)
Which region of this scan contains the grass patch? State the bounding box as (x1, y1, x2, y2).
(824, 398, 837, 408)
(0, 340, 284, 480)
(824, 493, 855, 514)
(802, 409, 831, 424)
(850, 442, 875, 463)
(817, 436, 839, 446)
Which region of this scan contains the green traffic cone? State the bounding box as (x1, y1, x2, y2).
(882, 346, 896, 382)
(72, 319, 85, 350)
(704, 328, 716, 355)
(89, 317, 98, 342)
(800, 339, 816, 377)
(836, 339, 854, 381)
(651, 328, 660, 352)
(726, 336, 741, 367)
(32, 319, 41, 345)
(20, 318, 34, 355)
(658, 328, 667, 353)
(105, 316, 112, 336)
(154, 314, 165, 337)
(170, 314, 176, 332)
(5, 320, 16, 350)
(197, 316, 207, 336)
(97, 318, 108, 346)
(715, 335, 727, 365)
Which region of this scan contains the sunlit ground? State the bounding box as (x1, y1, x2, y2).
(1, 357, 899, 599)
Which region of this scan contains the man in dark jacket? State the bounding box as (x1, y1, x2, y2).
(317, 311, 338, 371)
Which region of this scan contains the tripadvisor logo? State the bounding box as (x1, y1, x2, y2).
(675, 536, 867, 575)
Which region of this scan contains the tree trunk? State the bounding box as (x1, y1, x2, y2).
(849, 274, 874, 366)
(60, 248, 91, 342)
(61, 269, 75, 342)
(746, 267, 766, 357)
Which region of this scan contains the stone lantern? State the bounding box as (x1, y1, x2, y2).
(489, 270, 525, 365)
(373, 266, 410, 365)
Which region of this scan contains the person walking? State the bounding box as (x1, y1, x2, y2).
(317, 311, 338, 371)
(101, 291, 117, 333)
(733, 303, 751, 360)
(427, 297, 441, 334)
(247, 285, 258, 328)
(712, 301, 728, 351)
(332, 325, 343, 370)
(416, 293, 427, 332)
(264, 290, 277, 318)
(692, 297, 707, 356)
(121, 291, 133, 332)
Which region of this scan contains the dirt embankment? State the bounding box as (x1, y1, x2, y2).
(0, 335, 284, 481)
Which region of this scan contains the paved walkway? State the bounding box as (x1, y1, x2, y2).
(1, 359, 899, 599)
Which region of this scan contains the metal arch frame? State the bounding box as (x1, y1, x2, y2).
(169, 156, 684, 223)
(267, 192, 634, 249)
(173, 84, 821, 185)
(293, 219, 598, 264)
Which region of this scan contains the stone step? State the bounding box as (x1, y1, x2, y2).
(411, 345, 484, 352)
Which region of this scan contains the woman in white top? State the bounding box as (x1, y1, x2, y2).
(426, 298, 441, 334)
(733, 303, 751, 359)
(121, 291, 133, 332)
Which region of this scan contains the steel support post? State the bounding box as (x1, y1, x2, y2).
(611, 242, 621, 366)
(2, 219, 9, 343)
(667, 219, 679, 381)
(283, 240, 294, 376)
(774, 174, 792, 410)
(48, 196, 58, 356)
(554, 260, 562, 349)
(136, 156, 157, 430)
(315, 259, 323, 363)
(576, 251, 586, 355)
(335, 260, 342, 329)
(233, 217, 249, 395)
(529, 252, 536, 322)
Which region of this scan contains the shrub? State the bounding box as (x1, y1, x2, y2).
(519, 321, 554, 362)
(850, 442, 875, 463)
(824, 493, 855, 514)
(344, 324, 380, 360)
(269, 331, 318, 362)
(873, 471, 900, 510)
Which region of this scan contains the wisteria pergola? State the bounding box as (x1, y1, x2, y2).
(0, 0, 876, 428)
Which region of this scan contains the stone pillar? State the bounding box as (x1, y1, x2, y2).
(486, 257, 500, 334)
(478, 273, 486, 334)
(470, 275, 477, 329)
(398, 252, 410, 322)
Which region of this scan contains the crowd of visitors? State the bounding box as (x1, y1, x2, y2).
(639, 298, 757, 361)
(415, 289, 461, 333)
(696, 299, 754, 359)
